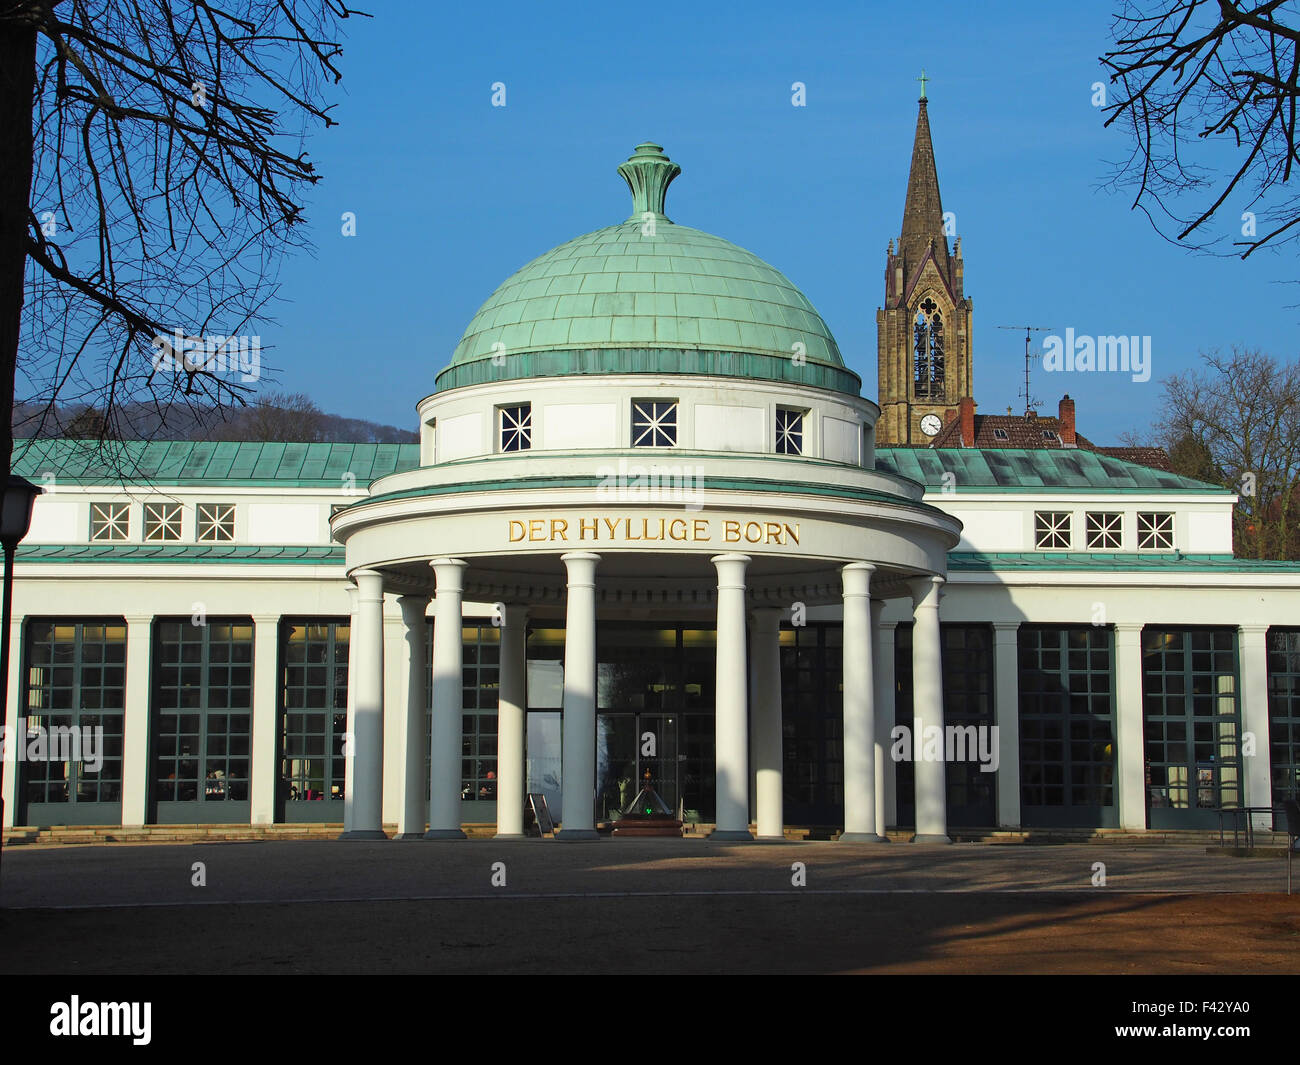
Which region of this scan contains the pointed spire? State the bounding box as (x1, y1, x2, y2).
(898, 96, 949, 283)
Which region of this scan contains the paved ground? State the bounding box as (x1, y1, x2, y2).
(1, 839, 1297, 973)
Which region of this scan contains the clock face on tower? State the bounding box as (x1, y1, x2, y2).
(920, 413, 943, 437)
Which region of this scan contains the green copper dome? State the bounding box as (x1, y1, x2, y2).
(436, 143, 858, 395)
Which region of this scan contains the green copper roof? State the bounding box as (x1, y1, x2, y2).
(875, 448, 1228, 493)
(439, 143, 853, 395)
(12, 440, 414, 487)
(948, 552, 1299, 573)
(16, 543, 345, 564)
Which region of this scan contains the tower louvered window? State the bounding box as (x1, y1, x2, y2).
(913, 297, 945, 399)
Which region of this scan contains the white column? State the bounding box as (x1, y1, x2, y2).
(1239, 624, 1273, 831)
(874, 609, 896, 835)
(841, 564, 885, 842)
(340, 569, 386, 839)
(712, 553, 753, 840)
(120, 615, 153, 827)
(496, 605, 529, 839)
(250, 614, 280, 825)
(909, 575, 950, 843)
(749, 606, 784, 840)
(396, 595, 429, 838)
(427, 559, 468, 839)
(993, 622, 1022, 829)
(1, 615, 19, 828)
(558, 552, 600, 841)
(1114, 622, 1147, 832)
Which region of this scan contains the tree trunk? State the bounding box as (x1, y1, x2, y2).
(0, 18, 39, 479)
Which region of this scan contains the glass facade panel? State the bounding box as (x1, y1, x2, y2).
(20, 619, 127, 824)
(280, 619, 348, 820)
(152, 618, 253, 821)
(1018, 626, 1117, 827)
(1142, 627, 1241, 828)
(1267, 628, 1300, 814)
(780, 623, 843, 825)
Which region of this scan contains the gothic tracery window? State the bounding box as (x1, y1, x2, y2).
(913, 297, 945, 399)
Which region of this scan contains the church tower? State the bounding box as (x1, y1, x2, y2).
(875, 84, 974, 445)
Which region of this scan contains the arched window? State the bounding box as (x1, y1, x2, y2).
(913, 297, 945, 399)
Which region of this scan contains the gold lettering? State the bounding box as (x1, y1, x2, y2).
(724, 520, 740, 543)
(785, 522, 800, 545)
(580, 518, 598, 540)
(765, 521, 783, 544)
(642, 518, 664, 541)
(669, 519, 688, 541)
(528, 519, 545, 541)
(744, 521, 762, 543)
(603, 517, 619, 539)
(509, 520, 526, 542)
(693, 519, 710, 541)
(625, 518, 641, 541)
(550, 518, 569, 541)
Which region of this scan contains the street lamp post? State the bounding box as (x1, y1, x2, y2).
(0, 474, 41, 884)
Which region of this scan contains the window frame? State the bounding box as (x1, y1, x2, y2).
(143, 501, 184, 542)
(631, 399, 679, 448)
(1034, 510, 1072, 550)
(497, 402, 533, 453)
(775, 406, 805, 456)
(89, 502, 131, 542)
(1085, 511, 1123, 550)
(196, 503, 236, 543)
(1137, 511, 1175, 551)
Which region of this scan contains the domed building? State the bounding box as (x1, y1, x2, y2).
(331, 141, 962, 842)
(6, 102, 1300, 844)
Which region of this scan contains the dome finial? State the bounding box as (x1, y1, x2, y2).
(618, 142, 680, 221)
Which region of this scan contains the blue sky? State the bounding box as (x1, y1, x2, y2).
(262, 0, 1294, 442)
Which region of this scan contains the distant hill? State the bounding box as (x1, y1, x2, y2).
(12, 399, 418, 444)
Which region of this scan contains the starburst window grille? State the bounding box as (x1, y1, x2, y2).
(197, 503, 236, 542)
(631, 400, 677, 447)
(90, 502, 130, 542)
(144, 502, 183, 541)
(1086, 512, 1122, 550)
(775, 408, 804, 455)
(1034, 511, 1072, 549)
(498, 404, 532, 452)
(1137, 512, 1174, 550)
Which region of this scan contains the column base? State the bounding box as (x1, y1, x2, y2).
(493, 832, 528, 840)
(394, 831, 429, 840)
(337, 829, 389, 841)
(754, 834, 790, 843)
(838, 832, 889, 843)
(910, 833, 953, 844)
(555, 828, 601, 841)
(423, 828, 468, 840)
(708, 829, 754, 841)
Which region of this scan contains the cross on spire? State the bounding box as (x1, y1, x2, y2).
(916, 68, 930, 100)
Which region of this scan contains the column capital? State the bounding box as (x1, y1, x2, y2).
(992, 621, 1021, 634)
(711, 553, 750, 590)
(907, 573, 944, 607)
(252, 613, 281, 625)
(560, 551, 600, 589)
(1239, 623, 1270, 636)
(351, 568, 385, 600)
(123, 614, 154, 626)
(396, 594, 430, 625)
(1113, 621, 1144, 635)
(842, 561, 876, 598)
(498, 604, 530, 628)
(430, 558, 467, 595)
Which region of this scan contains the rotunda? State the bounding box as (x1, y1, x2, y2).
(331, 142, 962, 843)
